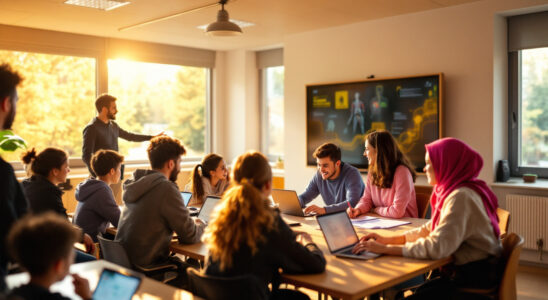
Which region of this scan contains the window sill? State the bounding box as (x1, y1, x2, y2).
(490, 178, 548, 191)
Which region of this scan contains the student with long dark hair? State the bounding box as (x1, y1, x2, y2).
(347, 130, 418, 219)
(185, 153, 229, 206)
(204, 151, 326, 299)
(353, 138, 502, 299)
(21, 147, 95, 258)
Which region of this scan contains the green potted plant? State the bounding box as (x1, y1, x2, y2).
(0, 129, 27, 152)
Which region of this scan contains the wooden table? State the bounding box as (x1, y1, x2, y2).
(169, 214, 452, 300)
(6, 260, 202, 300)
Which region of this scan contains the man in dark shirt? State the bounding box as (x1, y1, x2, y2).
(0, 64, 28, 293)
(82, 94, 162, 176)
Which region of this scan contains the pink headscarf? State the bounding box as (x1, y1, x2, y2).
(426, 138, 499, 238)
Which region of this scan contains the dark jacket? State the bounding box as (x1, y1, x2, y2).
(74, 178, 120, 242)
(9, 283, 70, 300)
(205, 211, 326, 295)
(0, 157, 28, 292)
(82, 117, 152, 175)
(115, 169, 204, 267)
(22, 175, 66, 218)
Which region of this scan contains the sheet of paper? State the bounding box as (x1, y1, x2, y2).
(350, 215, 378, 225)
(352, 218, 411, 229)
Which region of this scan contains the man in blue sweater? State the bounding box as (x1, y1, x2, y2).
(299, 143, 364, 215)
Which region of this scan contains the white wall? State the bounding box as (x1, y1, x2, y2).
(283, 0, 548, 192)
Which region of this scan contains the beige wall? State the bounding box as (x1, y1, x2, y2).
(282, 0, 548, 193)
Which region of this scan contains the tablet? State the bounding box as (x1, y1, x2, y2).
(92, 268, 141, 300)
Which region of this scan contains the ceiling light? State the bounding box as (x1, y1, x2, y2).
(206, 0, 242, 36)
(197, 19, 254, 30)
(64, 0, 130, 11)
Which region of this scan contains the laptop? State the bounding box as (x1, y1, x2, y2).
(181, 191, 199, 216)
(197, 195, 221, 224)
(316, 211, 381, 260)
(92, 268, 141, 300)
(271, 189, 315, 217)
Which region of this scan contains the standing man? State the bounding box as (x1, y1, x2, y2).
(0, 64, 28, 292)
(82, 94, 162, 177)
(299, 143, 364, 215)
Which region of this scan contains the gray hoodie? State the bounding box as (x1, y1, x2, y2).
(115, 169, 205, 267)
(74, 178, 120, 242)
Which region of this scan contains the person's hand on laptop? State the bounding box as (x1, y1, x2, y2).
(352, 233, 405, 255)
(295, 232, 314, 246)
(359, 233, 405, 245)
(304, 204, 326, 215)
(194, 218, 206, 226)
(347, 207, 361, 219)
(72, 273, 92, 300)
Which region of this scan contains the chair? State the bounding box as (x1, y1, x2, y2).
(97, 235, 178, 283)
(416, 192, 431, 219)
(459, 233, 524, 300)
(496, 208, 510, 239)
(186, 267, 268, 300)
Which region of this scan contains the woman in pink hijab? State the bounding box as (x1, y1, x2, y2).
(353, 138, 502, 298)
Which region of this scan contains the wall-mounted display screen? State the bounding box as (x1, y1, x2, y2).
(306, 74, 443, 171)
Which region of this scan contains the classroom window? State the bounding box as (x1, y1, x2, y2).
(107, 59, 209, 160)
(261, 66, 284, 161)
(0, 49, 96, 162)
(509, 47, 548, 177)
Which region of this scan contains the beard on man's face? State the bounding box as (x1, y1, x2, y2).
(169, 167, 179, 182)
(107, 112, 116, 120)
(2, 100, 16, 130)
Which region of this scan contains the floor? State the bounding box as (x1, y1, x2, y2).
(517, 265, 548, 300)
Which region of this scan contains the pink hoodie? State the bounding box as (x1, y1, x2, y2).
(355, 165, 418, 218)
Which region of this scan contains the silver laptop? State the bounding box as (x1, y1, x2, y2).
(197, 196, 221, 224)
(317, 211, 381, 260)
(271, 189, 314, 217)
(92, 268, 141, 300)
(180, 191, 199, 216)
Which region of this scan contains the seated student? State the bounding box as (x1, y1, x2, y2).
(74, 150, 123, 242)
(353, 138, 502, 299)
(184, 153, 229, 206)
(20, 148, 95, 260)
(347, 130, 418, 219)
(299, 143, 364, 215)
(115, 136, 205, 283)
(7, 212, 92, 300)
(204, 151, 326, 299)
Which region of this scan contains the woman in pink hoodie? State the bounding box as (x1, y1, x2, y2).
(347, 130, 418, 219)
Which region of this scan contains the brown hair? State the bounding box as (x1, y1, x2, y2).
(91, 150, 124, 177)
(191, 153, 224, 201)
(204, 151, 274, 271)
(95, 94, 116, 113)
(7, 212, 80, 276)
(366, 130, 416, 188)
(313, 142, 341, 162)
(0, 64, 22, 101)
(21, 148, 68, 177)
(147, 136, 186, 169)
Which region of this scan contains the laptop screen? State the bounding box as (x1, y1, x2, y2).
(198, 196, 221, 223)
(181, 192, 192, 207)
(92, 268, 141, 300)
(317, 211, 359, 253)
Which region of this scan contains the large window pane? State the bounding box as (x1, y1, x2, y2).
(520, 47, 548, 167)
(262, 66, 284, 160)
(107, 59, 208, 160)
(0, 50, 96, 162)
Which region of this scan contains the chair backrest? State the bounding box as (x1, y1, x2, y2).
(497, 208, 511, 239)
(498, 233, 524, 300)
(416, 192, 431, 219)
(97, 235, 132, 269)
(186, 267, 268, 300)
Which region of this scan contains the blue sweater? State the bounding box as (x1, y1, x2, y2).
(298, 162, 365, 213)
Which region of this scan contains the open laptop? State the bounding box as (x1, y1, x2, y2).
(271, 189, 315, 217)
(181, 191, 199, 216)
(92, 268, 141, 300)
(316, 211, 381, 260)
(197, 195, 221, 224)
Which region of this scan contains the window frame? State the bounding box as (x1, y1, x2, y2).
(508, 49, 548, 178)
(260, 66, 284, 162)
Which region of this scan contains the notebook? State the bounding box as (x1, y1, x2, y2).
(271, 189, 315, 217)
(92, 268, 141, 300)
(316, 211, 380, 260)
(197, 196, 221, 224)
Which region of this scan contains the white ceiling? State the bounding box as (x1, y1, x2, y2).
(0, 0, 483, 51)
